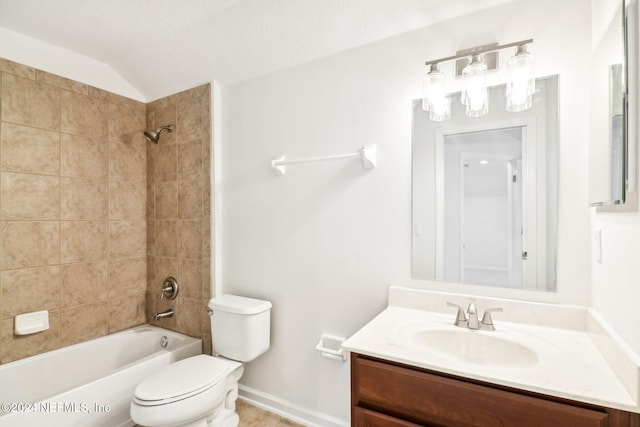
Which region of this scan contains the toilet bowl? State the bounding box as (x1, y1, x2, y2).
(130, 295, 271, 427)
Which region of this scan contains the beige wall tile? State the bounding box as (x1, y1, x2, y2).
(146, 111, 156, 134)
(0, 172, 60, 220)
(156, 220, 177, 257)
(147, 85, 208, 112)
(178, 220, 202, 259)
(0, 58, 207, 364)
(178, 258, 202, 300)
(155, 144, 177, 182)
(147, 220, 156, 256)
(178, 179, 202, 220)
(109, 257, 147, 298)
(60, 221, 108, 263)
(109, 293, 145, 333)
(60, 133, 108, 179)
(203, 176, 212, 215)
(61, 90, 108, 139)
(0, 221, 59, 269)
(0, 58, 36, 79)
(109, 220, 146, 259)
(60, 261, 108, 307)
(0, 123, 60, 175)
(109, 103, 145, 144)
(109, 140, 146, 183)
(109, 181, 146, 220)
(1, 74, 60, 131)
(60, 302, 108, 346)
(202, 214, 211, 258)
(152, 257, 177, 292)
(145, 84, 212, 344)
(153, 106, 177, 145)
(176, 298, 202, 338)
(146, 256, 156, 291)
(146, 180, 156, 220)
(177, 101, 202, 143)
(203, 257, 212, 299)
(177, 140, 202, 182)
(1, 266, 60, 318)
(37, 70, 88, 95)
(61, 177, 108, 220)
(1, 309, 60, 363)
(156, 181, 177, 220)
(88, 87, 133, 109)
(202, 334, 212, 356)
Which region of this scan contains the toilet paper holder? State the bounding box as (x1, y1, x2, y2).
(315, 334, 347, 362)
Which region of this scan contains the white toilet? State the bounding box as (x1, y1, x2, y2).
(130, 294, 272, 427)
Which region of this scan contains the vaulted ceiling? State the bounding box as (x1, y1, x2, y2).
(0, 0, 517, 101)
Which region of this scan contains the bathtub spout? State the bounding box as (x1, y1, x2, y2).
(154, 309, 174, 321)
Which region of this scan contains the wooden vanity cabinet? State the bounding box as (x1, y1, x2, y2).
(351, 353, 640, 427)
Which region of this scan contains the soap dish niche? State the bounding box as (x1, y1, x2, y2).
(315, 334, 347, 362)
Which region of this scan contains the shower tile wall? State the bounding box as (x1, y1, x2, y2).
(146, 84, 212, 355)
(0, 58, 147, 363)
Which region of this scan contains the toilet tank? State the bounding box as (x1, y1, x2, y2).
(208, 295, 271, 362)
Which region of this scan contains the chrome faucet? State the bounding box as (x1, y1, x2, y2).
(153, 308, 174, 321)
(447, 302, 503, 331)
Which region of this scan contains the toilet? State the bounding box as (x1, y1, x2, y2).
(130, 294, 272, 427)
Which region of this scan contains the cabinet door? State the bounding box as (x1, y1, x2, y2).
(352, 356, 609, 427)
(354, 407, 423, 427)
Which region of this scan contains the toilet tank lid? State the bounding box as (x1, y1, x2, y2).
(208, 294, 272, 314)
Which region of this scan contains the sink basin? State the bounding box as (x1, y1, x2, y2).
(409, 328, 539, 368)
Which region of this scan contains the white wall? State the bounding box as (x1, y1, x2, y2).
(590, 1, 640, 360)
(220, 0, 592, 422)
(0, 27, 145, 101)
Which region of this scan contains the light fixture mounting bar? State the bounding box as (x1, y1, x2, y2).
(424, 38, 533, 67)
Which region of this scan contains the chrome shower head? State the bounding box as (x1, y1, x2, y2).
(144, 124, 174, 143)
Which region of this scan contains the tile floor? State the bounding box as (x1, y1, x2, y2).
(237, 400, 305, 426)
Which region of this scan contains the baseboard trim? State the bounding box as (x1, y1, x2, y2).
(238, 384, 348, 427)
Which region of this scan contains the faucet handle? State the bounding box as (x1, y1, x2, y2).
(446, 302, 468, 327)
(480, 307, 503, 331)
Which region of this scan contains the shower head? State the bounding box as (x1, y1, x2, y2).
(144, 125, 174, 143)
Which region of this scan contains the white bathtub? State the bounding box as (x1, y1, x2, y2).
(0, 325, 202, 427)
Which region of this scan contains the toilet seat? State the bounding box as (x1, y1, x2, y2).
(133, 355, 231, 406)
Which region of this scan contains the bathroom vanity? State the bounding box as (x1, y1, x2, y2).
(343, 287, 640, 427)
(351, 353, 638, 426)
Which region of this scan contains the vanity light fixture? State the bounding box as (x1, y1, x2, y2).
(506, 44, 535, 112)
(422, 39, 534, 121)
(462, 54, 489, 117)
(422, 63, 451, 121)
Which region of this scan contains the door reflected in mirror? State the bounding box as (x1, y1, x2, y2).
(412, 76, 558, 291)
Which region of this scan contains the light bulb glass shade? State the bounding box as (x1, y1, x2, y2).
(462, 55, 489, 117)
(422, 65, 451, 121)
(506, 45, 535, 112)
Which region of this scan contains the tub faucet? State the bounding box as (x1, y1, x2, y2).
(154, 309, 174, 321)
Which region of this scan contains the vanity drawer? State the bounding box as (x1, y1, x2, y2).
(352, 355, 609, 427)
(353, 407, 423, 427)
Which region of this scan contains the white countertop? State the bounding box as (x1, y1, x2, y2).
(342, 287, 640, 413)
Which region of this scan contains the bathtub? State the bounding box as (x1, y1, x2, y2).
(0, 325, 202, 427)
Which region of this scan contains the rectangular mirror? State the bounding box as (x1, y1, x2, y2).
(412, 76, 558, 291)
(589, 0, 638, 207)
